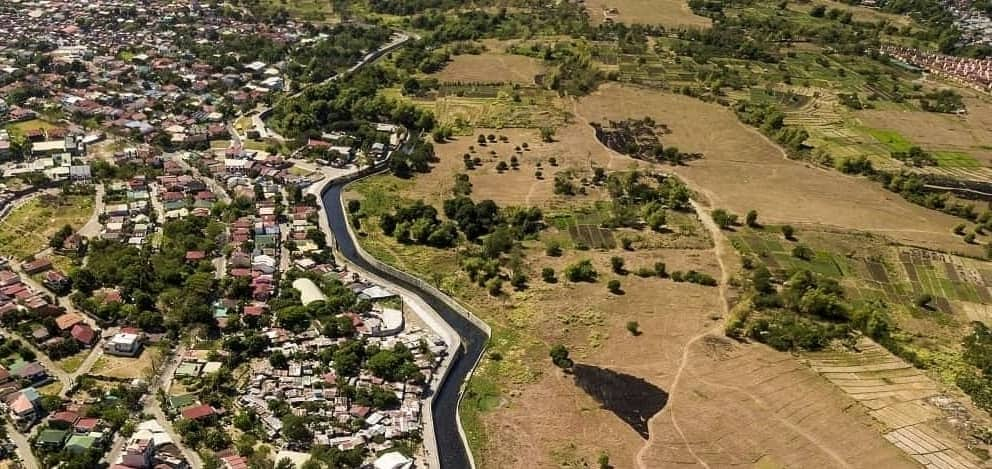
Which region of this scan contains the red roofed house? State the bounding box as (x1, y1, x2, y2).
(55, 312, 83, 331)
(70, 324, 96, 346)
(181, 404, 216, 421)
(185, 251, 206, 262)
(22, 258, 52, 275)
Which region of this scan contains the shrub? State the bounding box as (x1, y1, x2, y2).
(511, 272, 528, 290)
(550, 344, 573, 369)
(711, 209, 737, 229)
(654, 262, 667, 278)
(954, 223, 966, 235)
(541, 267, 557, 283)
(781, 225, 795, 240)
(626, 321, 640, 336)
(565, 259, 598, 282)
(486, 278, 502, 296)
(791, 244, 814, 260)
(608, 279, 622, 294)
(965, 233, 977, 244)
(545, 240, 562, 257)
(915, 293, 933, 309)
(745, 209, 759, 227)
(610, 256, 625, 274)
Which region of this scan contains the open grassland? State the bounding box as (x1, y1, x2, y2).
(4, 118, 60, 137)
(91, 347, 162, 380)
(788, 0, 915, 26)
(0, 194, 94, 259)
(348, 164, 924, 469)
(258, 0, 335, 21)
(575, 84, 975, 254)
(431, 53, 545, 85)
(583, 0, 711, 28)
(383, 87, 570, 135)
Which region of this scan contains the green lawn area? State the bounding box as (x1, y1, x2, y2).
(57, 353, 86, 374)
(0, 195, 94, 259)
(258, 0, 335, 21)
(5, 119, 59, 138)
(932, 151, 981, 168)
(864, 128, 914, 153)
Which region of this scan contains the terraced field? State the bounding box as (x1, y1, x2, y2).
(807, 340, 985, 469)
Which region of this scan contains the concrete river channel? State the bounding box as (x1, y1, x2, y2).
(321, 181, 488, 469)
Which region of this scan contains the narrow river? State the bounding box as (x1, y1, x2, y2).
(321, 183, 488, 469)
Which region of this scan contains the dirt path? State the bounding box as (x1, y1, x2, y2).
(633, 198, 733, 469)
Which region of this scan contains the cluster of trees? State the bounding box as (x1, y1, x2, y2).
(269, 66, 435, 141)
(379, 201, 458, 248)
(592, 118, 702, 165)
(919, 89, 964, 113)
(891, 146, 936, 167)
(603, 171, 693, 232)
(734, 100, 809, 152)
(48, 224, 76, 251)
(390, 138, 438, 178)
(957, 322, 992, 414)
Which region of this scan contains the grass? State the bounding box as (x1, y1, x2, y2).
(932, 151, 981, 168)
(37, 381, 62, 396)
(0, 195, 94, 259)
(57, 353, 86, 374)
(864, 128, 914, 153)
(4, 118, 59, 138)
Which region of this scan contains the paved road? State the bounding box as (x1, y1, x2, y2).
(77, 183, 105, 238)
(6, 421, 38, 469)
(104, 344, 202, 468)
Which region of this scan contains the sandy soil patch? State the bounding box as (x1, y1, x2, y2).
(432, 54, 545, 85)
(584, 0, 711, 28)
(575, 84, 974, 254)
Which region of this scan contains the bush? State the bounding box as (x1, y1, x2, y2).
(621, 237, 633, 250)
(654, 262, 667, 278)
(791, 244, 814, 260)
(745, 209, 759, 227)
(954, 223, 967, 235)
(510, 272, 527, 290)
(610, 256, 625, 274)
(781, 225, 795, 240)
(545, 240, 563, 257)
(626, 321, 640, 336)
(550, 344, 573, 369)
(711, 209, 737, 229)
(608, 279, 622, 294)
(915, 293, 933, 309)
(486, 278, 503, 296)
(564, 259, 598, 282)
(965, 233, 976, 244)
(541, 267, 557, 283)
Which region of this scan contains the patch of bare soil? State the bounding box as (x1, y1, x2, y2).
(432, 54, 546, 85)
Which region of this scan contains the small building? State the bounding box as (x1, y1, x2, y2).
(104, 332, 142, 357)
(22, 258, 52, 274)
(180, 404, 216, 421)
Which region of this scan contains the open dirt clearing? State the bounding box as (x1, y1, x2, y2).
(584, 0, 712, 28)
(0, 194, 94, 259)
(639, 338, 917, 468)
(575, 84, 972, 254)
(432, 54, 545, 85)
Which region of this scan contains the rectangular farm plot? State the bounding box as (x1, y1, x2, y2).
(865, 128, 914, 153)
(568, 224, 617, 249)
(932, 151, 981, 168)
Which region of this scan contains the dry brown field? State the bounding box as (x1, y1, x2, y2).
(575, 84, 976, 254)
(583, 0, 712, 29)
(432, 53, 546, 85)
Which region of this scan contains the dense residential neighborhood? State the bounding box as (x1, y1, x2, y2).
(0, 1, 447, 468)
